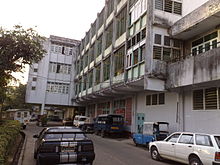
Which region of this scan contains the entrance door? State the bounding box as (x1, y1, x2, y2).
(136, 113, 145, 133)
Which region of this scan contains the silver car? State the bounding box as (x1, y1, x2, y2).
(149, 132, 220, 165)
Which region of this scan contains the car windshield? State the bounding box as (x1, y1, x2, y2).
(215, 136, 220, 149)
(112, 117, 124, 124)
(44, 133, 86, 140)
(79, 117, 87, 121)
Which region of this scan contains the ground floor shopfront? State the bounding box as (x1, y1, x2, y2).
(83, 85, 220, 134)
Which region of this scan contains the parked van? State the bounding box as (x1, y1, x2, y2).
(73, 115, 89, 128)
(94, 114, 124, 137)
(6, 109, 31, 129)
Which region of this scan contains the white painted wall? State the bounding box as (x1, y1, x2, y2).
(182, 0, 209, 16)
(136, 91, 179, 133)
(184, 90, 220, 134)
(26, 36, 78, 107)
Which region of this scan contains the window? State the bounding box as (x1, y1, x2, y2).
(103, 57, 111, 81)
(83, 75, 87, 91)
(88, 71, 93, 88)
(97, 35, 103, 55)
(89, 45, 95, 63)
(159, 93, 165, 104)
(47, 82, 69, 94)
(17, 112, 21, 118)
(32, 86, 36, 90)
(116, 7, 127, 38)
(166, 133, 180, 143)
(196, 135, 213, 147)
(191, 31, 218, 56)
(146, 95, 151, 105)
(140, 45, 145, 61)
(205, 88, 217, 109)
(153, 33, 182, 62)
(114, 46, 125, 76)
(152, 94, 158, 105)
(193, 87, 220, 110)
(49, 62, 71, 74)
(133, 49, 139, 65)
(24, 112, 28, 118)
(95, 65, 101, 85)
(91, 21, 97, 38)
(107, 0, 114, 17)
(179, 134, 194, 144)
(146, 93, 165, 106)
(98, 8, 104, 29)
(33, 68, 38, 72)
(155, 34, 162, 45)
(105, 23, 113, 49)
(33, 77, 37, 81)
(155, 0, 182, 15)
(155, 0, 163, 10)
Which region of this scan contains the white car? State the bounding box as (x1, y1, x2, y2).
(149, 132, 220, 165)
(73, 115, 89, 128)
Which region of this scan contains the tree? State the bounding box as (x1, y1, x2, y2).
(0, 25, 46, 119)
(3, 84, 31, 110)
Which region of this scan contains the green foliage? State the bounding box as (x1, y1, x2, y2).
(0, 25, 46, 99)
(0, 120, 21, 164)
(3, 84, 31, 110)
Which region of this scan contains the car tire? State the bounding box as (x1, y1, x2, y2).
(101, 130, 105, 138)
(189, 156, 203, 165)
(151, 146, 161, 161)
(34, 151, 37, 159)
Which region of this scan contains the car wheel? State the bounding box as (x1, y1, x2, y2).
(101, 130, 105, 138)
(189, 157, 203, 165)
(151, 146, 161, 161)
(34, 151, 37, 159)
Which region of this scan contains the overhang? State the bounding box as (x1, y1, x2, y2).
(169, 0, 220, 40)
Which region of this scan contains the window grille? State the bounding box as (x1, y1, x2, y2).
(174, 2, 182, 15)
(153, 46, 162, 60)
(205, 88, 217, 110)
(155, 0, 163, 10)
(193, 90, 204, 110)
(164, 0, 172, 13)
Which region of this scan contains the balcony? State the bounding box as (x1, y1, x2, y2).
(166, 46, 220, 89)
(170, 0, 220, 40)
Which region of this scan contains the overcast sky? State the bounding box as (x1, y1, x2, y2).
(0, 0, 105, 84)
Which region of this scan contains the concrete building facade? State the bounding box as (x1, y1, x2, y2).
(74, 0, 220, 134)
(26, 35, 80, 117)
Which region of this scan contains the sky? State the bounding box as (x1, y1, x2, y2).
(0, 0, 105, 85)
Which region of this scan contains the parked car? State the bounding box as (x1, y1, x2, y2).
(133, 122, 169, 146)
(73, 115, 89, 128)
(149, 132, 220, 165)
(47, 115, 62, 122)
(62, 118, 73, 126)
(94, 114, 124, 137)
(33, 127, 95, 165)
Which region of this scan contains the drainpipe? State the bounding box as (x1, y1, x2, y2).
(132, 93, 138, 133)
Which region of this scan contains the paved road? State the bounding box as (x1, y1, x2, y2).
(22, 123, 181, 165)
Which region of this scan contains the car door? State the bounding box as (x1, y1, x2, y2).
(194, 134, 216, 165)
(159, 133, 181, 159)
(175, 133, 194, 163)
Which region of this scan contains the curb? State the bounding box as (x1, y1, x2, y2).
(17, 131, 27, 165)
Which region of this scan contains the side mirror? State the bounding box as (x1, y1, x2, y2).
(33, 134, 39, 138)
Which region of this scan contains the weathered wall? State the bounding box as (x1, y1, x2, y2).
(184, 90, 220, 134)
(170, 0, 220, 37)
(136, 91, 179, 133)
(167, 47, 220, 89)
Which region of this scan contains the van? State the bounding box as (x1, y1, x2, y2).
(73, 115, 89, 128)
(94, 114, 124, 137)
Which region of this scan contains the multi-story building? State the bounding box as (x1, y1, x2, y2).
(74, 0, 220, 134)
(26, 35, 80, 118)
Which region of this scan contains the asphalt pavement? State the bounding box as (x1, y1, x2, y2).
(22, 123, 181, 165)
